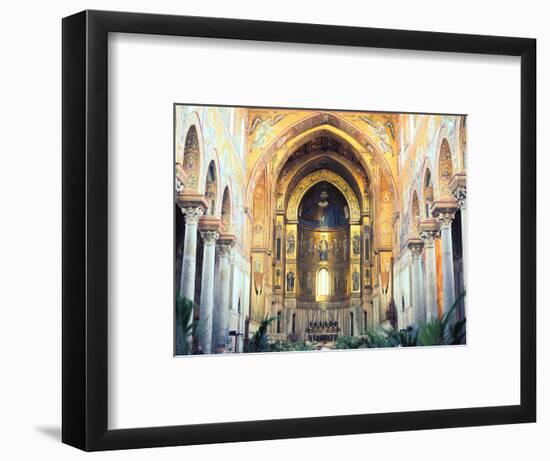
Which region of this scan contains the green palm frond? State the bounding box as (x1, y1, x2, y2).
(417, 291, 466, 346)
(335, 335, 364, 349)
(246, 314, 279, 353)
(175, 294, 196, 355)
(270, 340, 315, 352)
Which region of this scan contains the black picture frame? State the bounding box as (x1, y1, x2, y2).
(62, 9, 536, 451)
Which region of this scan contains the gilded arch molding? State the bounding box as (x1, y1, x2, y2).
(246, 112, 398, 208)
(276, 152, 370, 211)
(274, 126, 371, 174)
(286, 169, 361, 223)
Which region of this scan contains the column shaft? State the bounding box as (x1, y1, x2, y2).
(461, 205, 468, 289)
(179, 207, 204, 300)
(353, 306, 361, 336)
(198, 231, 219, 354)
(213, 245, 232, 352)
(423, 242, 438, 321)
(285, 309, 293, 335)
(178, 207, 204, 353)
(372, 296, 380, 325)
(410, 246, 425, 324)
(440, 222, 456, 316)
(453, 186, 468, 290)
(179, 222, 198, 300)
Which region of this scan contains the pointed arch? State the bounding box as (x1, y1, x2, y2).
(422, 167, 434, 218)
(437, 137, 454, 198)
(204, 159, 218, 216)
(221, 186, 232, 233)
(286, 170, 361, 223)
(277, 151, 370, 214)
(180, 125, 201, 191)
(246, 112, 396, 208)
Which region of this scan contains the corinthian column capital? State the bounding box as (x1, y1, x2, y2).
(406, 236, 424, 257)
(436, 212, 455, 229)
(450, 172, 467, 210)
(418, 219, 440, 248)
(431, 199, 459, 230)
(419, 230, 438, 247)
(453, 186, 467, 209)
(176, 194, 209, 223)
(181, 206, 205, 225)
(200, 230, 220, 245)
(217, 243, 232, 258)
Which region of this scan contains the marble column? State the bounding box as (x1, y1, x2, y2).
(419, 221, 439, 321)
(285, 308, 294, 336)
(353, 306, 361, 336)
(408, 239, 425, 324)
(454, 186, 467, 288)
(179, 206, 204, 300)
(437, 212, 457, 317)
(372, 296, 380, 325)
(198, 230, 219, 354)
(213, 243, 232, 352)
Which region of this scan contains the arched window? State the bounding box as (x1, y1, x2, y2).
(424, 169, 433, 218)
(205, 160, 217, 216)
(316, 268, 330, 298)
(221, 186, 231, 231)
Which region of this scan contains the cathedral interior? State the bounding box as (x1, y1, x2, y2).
(175, 106, 467, 354)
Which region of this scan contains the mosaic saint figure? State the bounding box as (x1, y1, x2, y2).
(286, 271, 295, 291)
(319, 238, 329, 261)
(300, 190, 345, 228)
(275, 267, 281, 287)
(307, 238, 314, 257)
(287, 232, 295, 255)
(353, 234, 361, 255)
(343, 237, 349, 259)
(352, 270, 360, 291)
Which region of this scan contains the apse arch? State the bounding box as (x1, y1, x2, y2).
(278, 152, 369, 215)
(246, 111, 396, 207)
(286, 170, 361, 223)
(275, 125, 372, 178)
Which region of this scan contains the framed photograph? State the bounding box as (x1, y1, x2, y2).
(62, 10, 536, 451)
